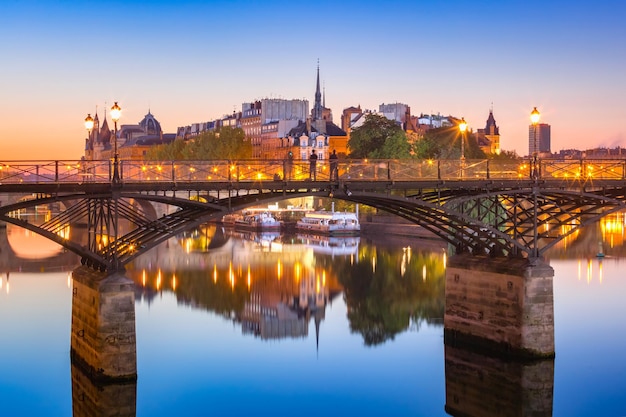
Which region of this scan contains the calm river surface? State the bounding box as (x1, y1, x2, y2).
(0, 222, 625, 417)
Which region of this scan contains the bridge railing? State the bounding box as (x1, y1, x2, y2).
(0, 160, 113, 183)
(0, 158, 625, 185)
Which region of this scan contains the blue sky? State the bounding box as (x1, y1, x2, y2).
(1, 0, 625, 160)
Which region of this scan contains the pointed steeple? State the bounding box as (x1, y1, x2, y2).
(485, 109, 499, 136)
(312, 60, 323, 120)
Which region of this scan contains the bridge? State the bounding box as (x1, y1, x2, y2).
(0, 157, 625, 272)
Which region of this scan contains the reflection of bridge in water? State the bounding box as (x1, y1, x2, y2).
(0, 226, 78, 272)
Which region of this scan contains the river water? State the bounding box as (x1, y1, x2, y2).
(0, 220, 625, 417)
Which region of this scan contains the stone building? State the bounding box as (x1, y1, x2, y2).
(476, 110, 501, 155)
(85, 109, 174, 161)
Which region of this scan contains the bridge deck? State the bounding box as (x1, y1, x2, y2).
(1, 158, 625, 272)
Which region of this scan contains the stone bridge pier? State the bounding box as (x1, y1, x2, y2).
(70, 266, 137, 383)
(444, 255, 555, 359)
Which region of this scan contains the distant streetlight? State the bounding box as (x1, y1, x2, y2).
(110, 102, 122, 184)
(459, 117, 468, 178)
(530, 107, 540, 179)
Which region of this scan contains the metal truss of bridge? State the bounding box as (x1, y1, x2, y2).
(0, 158, 625, 271)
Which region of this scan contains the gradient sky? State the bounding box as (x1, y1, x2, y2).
(1, 0, 625, 160)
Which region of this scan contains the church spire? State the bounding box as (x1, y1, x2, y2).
(313, 59, 322, 120)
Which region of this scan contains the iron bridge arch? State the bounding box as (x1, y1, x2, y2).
(0, 178, 625, 271)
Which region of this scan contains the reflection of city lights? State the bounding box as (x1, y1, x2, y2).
(322, 270, 326, 286)
(599, 261, 603, 283)
(172, 275, 177, 291)
(67, 273, 71, 288)
(423, 265, 427, 281)
(277, 260, 282, 280)
(600, 213, 625, 249)
(587, 259, 592, 284)
(401, 249, 407, 277)
(213, 264, 217, 283)
(295, 263, 301, 282)
(142, 270, 146, 286)
(229, 261, 234, 290)
(247, 265, 251, 289)
(157, 270, 162, 290)
(372, 255, 376, 272)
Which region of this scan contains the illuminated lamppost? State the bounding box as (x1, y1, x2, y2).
(459, 117, 468, 178)
(84, 114, 95, 183)
(84, 113, 94, 137)
(110, 102, 122, 184)
(109, 102, 123, 271)
(530, 107, 540, 179)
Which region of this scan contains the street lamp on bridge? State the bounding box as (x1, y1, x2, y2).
(459, 117, 468, 178)
(84, 113, 94, 138)
(530, 107, 540, 180)
(110, 102, 122, 184)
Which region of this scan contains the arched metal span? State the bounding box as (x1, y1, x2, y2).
(1, 176, 625, 271)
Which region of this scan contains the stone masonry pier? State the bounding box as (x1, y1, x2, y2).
(444, 255, 555, 359)
(70, 266, 137, 382)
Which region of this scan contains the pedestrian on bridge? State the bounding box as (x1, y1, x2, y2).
(284, 149, 293, 180)
(309, 149, 318, 181)
(329, 149, 338, 181)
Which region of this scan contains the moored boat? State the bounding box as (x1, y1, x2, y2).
(296, 208, 360, 236)
(235, 212, 282, 231)
(221, 213, 243, 226)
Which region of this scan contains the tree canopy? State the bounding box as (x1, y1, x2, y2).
(146, 127, 252, 160)
(413, 126, 486, 160)
(348, 113, 411, 158)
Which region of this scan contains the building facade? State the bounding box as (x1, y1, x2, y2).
(85, 109, 174, 161)
(476, 110, 501, 155)
(529, 123, 551, 156)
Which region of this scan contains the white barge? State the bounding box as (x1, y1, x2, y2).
(235, 212, 282, 231)
(296, 205, 360, 236)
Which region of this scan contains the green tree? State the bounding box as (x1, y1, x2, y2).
(489, 149, 520, 160)
(414, 126, 486, 160)
(348, 113, 411, 158)
(146, 127, 252, 160)
(146, 138, 186, 160)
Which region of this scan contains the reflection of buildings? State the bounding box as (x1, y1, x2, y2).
(241, 274, 333, 342)
(549, 211, 626, 259)
(127, 233, 346, 345)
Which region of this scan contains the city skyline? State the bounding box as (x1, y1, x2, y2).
(1, 0, 625, 160)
